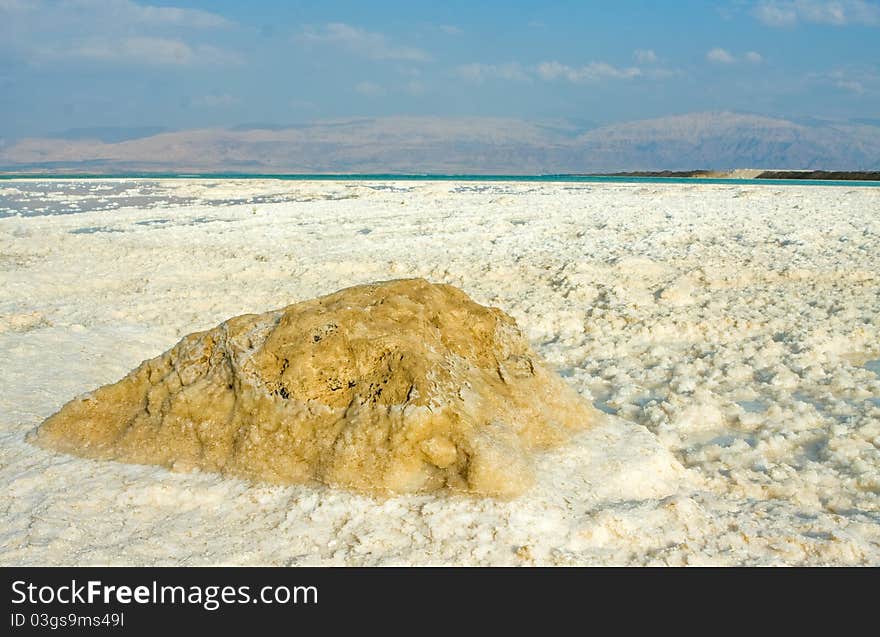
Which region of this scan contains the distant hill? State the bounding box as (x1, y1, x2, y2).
(570, 113, 880, 171)
(2, 112, 878, 174)
(45, 126, 170, 144)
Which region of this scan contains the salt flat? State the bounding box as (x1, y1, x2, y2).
(1, 178, 878, 565)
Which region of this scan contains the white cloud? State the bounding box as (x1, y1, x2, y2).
(644, 67, 684, 79)
(835, 78, 866, 93)
(0, 0, 34, 11)
(634, 49, 658, 64)
(705, 49, 764, 65)
(192, 93, 239, 107)
(69, 0, 231, 29)
(1, 1, 238, 66)
(536, 60, 641, 82)
(298, 23, 428, 61)
(355, 81, 386, 97)
(68, 37, 242, 66)
(706, 47, 736, 64)
(754, 1, 880, 27)
(289, 97, 318, 112)
(6, 0, 230, 27)
(456, 62, 529, 83)
(439, 25, 463, 35)
(754, 1, 799, 25)
(352, 79, 426, 97)
(825, 70, 867, 93)
(806, 68, 878, 95)
(456, 59, 674, 84)
(405, 80, 427, 95)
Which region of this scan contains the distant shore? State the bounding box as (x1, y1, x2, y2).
(3, 169, 879, 181)
(592, 169, 880, 181)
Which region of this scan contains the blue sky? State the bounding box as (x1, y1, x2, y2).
(1, 0, 878, 139)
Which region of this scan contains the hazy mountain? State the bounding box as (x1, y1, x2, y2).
(570, 113, 880, 171)
(45, 126, 170, 144)
(2, 112, 878, 173)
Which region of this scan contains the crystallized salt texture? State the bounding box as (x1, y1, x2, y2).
(29, 279, 597, 497)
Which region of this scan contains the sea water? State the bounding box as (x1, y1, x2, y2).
(3, 173, 880, 186)
(3, 174, 879, 219)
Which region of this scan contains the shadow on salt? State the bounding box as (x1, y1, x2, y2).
(736, 400, 768, 413)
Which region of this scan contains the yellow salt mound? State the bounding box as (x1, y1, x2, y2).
(29, 279, 596, 497)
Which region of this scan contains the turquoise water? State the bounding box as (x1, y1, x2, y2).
(2, 173, 880, 187)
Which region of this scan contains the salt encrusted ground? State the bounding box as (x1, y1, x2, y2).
(1, 179, 878, 565)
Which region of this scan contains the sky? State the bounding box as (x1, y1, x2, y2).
(1, 0, 879, 140)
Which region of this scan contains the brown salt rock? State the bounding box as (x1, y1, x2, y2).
(29, 279, 596, 497)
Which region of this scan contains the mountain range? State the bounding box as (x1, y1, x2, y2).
(2, 112, 878, 174)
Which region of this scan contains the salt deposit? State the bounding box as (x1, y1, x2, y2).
(31, 278, 595, 497)
(1, 178, 878, 565)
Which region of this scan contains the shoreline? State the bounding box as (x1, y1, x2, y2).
(590, 169, 880, 181)
(2, 171, 880, 184)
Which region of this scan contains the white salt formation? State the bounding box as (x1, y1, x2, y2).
(29, 279, 596, 497)
(3, 179, 879, 566)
